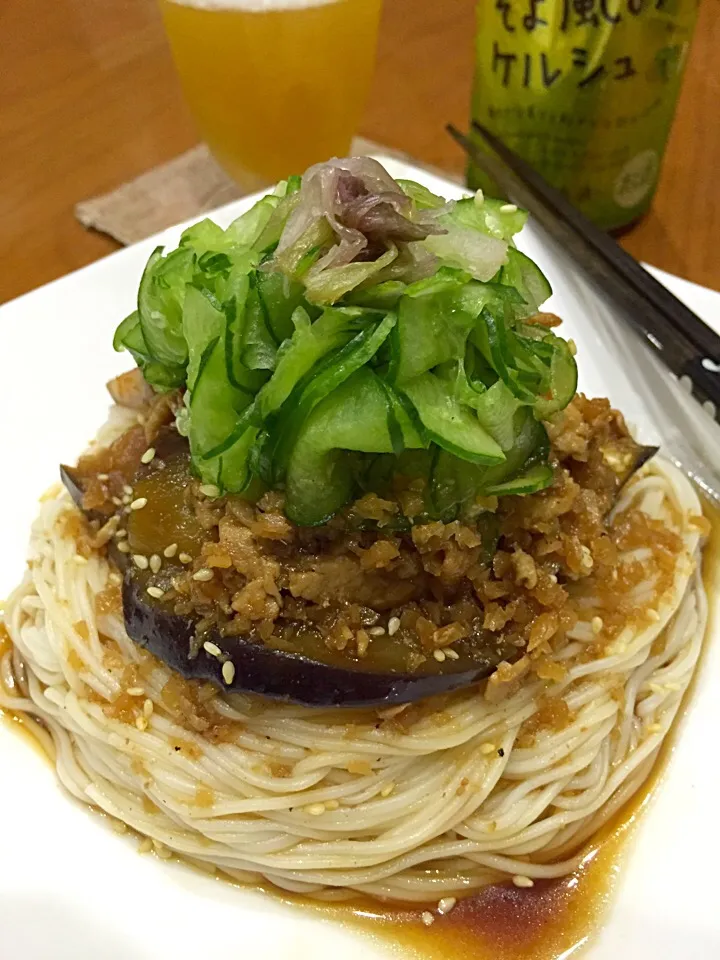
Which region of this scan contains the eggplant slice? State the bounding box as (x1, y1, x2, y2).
(60, 424, 658, 708)
(122, 574, 498, 707)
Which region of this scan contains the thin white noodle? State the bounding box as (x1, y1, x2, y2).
(0, 457, 707, 901)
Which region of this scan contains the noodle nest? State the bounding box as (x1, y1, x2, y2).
(0, 456, 707, 902)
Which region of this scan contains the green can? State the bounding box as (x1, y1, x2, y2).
(468, 0, 699, 230)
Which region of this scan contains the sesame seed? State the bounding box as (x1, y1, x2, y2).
(437, 897, 457, 915)
(500, 203, 518, 213)
(203, 641, 222, 658)
(109, 572, 122, 585)
(380, 783, 395, 798)
(178, 553, 192, 565)
(368, 626, 386, 636)
(222, 660, 236, 685)
(146, 586, 165, 599)
(126, 687, 145, 697)
(130, 497, 148, 511)
(305, 803, 326, 816)
(123, 484, 134, 496)
(149, 554, 162, 574)
(199, 484, 220, 498)
(324, 799, 339, 811)
(444, 648, 459, 660)
(480, 742, 497, 755)
(133, 554, 149, 570)
(591, 616, 604, 634)
(143, 699, 154, 718)
(115, 528, 127, 539)
(473, 187, 485, 205)
(193, 568, 214, 582)
(421, 911, 435, 926)
(567, 339, 577, 356)
(111, 496, 122, 507)
(141, 447, 156, 464)
(512, 875, 534, 888)
(122, 494, 132, 505)
(117, 541, 131, 554)
(163, 543, 178, 558)
(97, 473, 109, 481)
(388, 616, 400, 636)
(73, 555, 88, 566)
(433, 648, 446, 662)
(135, 716, 148, 731)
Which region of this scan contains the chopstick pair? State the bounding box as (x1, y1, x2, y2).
(447, 121, 720, 424)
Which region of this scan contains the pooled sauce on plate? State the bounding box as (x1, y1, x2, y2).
(1, 503, 718, 960)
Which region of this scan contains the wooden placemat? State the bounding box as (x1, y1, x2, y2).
(75, 138, 462, 246)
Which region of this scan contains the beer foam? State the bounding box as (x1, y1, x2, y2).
(165, 0, 340, 9)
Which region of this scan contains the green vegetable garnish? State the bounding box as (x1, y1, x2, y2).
(114, 158, 578, 524)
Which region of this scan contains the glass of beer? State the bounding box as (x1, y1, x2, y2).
(159, 0, 383, 187)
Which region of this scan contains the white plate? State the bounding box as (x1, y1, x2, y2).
(1, 159, 719, 960)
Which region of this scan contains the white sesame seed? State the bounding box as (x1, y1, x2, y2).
(133, 554, 149, 570)
(97, 473, 109, 481)
(433, 648, 446, 662)
(368, 626, 386, 636)
(135, 716, 148, 731)
(141, 447, 156, 464)
(130, 497, 148, 511)
(164, 543, 178, 558)
(421, 911, 435, 926)
(437, 897, 457, 915)
(444, 648, 459, 660)
(591, 616, 604, 634)
(111, 496, 122, 506)
(567, 338, 577, 356)
(115, 528, 127, 539)
(305, 803, 326, 816)
(203, 641, 222, 658)
(126, 687, 145, 697)
(123, 484, 134, 496)
(500, 203, 518, 213)
(122, 494, 132, 505)
(473, 188, 485, 205)
(143, 699, 154, 718)
(193, 568, 214, 582)
(117, 541, 131, 554)
(222, 660, 236, 685)
(512, 875, 534, 888)
(178, 553, 192, 565)
(199, 484, 220, 498)
(149, 554, 162, 574)
(380, 783, 395, 798)
(73, 554, 88, 566)
(480, 742, 497, 755)
(146, 586, 165, 599)
(388, 616, 400, 637)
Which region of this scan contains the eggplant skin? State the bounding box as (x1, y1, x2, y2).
(122, 575, 495, 708)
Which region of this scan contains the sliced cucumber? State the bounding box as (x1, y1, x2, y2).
(485, 462, 553, 496)
(400, 373, 505, 465)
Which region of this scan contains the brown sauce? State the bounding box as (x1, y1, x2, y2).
(1, 502, 718, 960)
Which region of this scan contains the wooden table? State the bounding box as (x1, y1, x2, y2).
(1, 0, 718, 305)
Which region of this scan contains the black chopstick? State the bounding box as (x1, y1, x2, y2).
(469, 120, 720, 365)
(447, 123, 720, 421)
